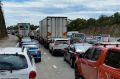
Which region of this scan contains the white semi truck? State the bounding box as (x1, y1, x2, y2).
(17, 23, 31, 37)
(39, 17, 67, 48)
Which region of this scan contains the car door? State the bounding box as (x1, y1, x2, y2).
(99, 50, 120, 79)
(67, 45, 74, 62)
(80, 48, 95, 79)
(86, 48, 101, 79)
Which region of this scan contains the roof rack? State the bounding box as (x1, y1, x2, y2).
(94, 42, 120, 47)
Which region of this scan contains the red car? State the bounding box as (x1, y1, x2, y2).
(75, 43, 120, 79)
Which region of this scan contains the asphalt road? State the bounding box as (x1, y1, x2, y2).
(35, 44, 74, 79)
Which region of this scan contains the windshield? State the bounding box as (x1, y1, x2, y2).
(75, 45, 92, 52)
(55, 40, 69, 44)
(0, 54, 28, 70)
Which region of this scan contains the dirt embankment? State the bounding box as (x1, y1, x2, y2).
(80, 24, 120, 37)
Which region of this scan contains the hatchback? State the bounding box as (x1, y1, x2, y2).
(0, 47, 37, 79)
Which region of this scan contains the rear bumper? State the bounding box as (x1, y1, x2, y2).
(32, 55, 41, 59)
(53, 49, 65, 55)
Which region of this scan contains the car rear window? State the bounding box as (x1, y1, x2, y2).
(0, 54, 28, 70)
(105, 50, 120, 68)
(55, 40, 69, 44)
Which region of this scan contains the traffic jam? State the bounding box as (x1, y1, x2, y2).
(0, 16, 120, 79)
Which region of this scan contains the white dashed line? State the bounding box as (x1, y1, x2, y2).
(16, 43, 19, 47)
(53, 65, 57, 69)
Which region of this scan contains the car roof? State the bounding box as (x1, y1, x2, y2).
(22, 37, 31, 42)
(0, 47, 24, 54)
(73, 43, 92, 46)
(54, 38, 70, 40)
(22, 41, 38, 44)
(24, 45, 39, 48)
(97, 42, 120, 44)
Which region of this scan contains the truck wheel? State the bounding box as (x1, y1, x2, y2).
(70, 59, 74, 68)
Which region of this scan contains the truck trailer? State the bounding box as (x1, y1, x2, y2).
(39, 16, 67, 48)
(17, 23, 31, 37)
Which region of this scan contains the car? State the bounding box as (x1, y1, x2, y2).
(64, 43, 92, 68)
(0, 47, 37, 79)
(23, 44, 41, 62)
(74, 43, 120, 79)
(19, 37, 32, 47)
(21, 40, 39, 47)
(49, 38, 70, 55)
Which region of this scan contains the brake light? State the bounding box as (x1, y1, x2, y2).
(37, 50, 41, 54)
(54, 43, 59, 46)
(29, 71, 36, 79)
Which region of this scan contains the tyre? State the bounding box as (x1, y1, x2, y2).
(52, 49, 55, 56)
(49, 49, 52, 53)
(75, 65, 84, 79)
(38, 58, 41, 62)
(70, 59, 74, 68)
(64, 55, 66, 61)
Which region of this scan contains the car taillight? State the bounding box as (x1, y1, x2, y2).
(29, 71, 36, 79)
(37, 50, 41, 54)
(54, 43, 59, 46)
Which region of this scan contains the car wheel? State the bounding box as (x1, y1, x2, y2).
(64, 55, 66, 61)
(70, 59, 74, 68)
(38, 58, 41, 62)
(75, 65, 84, 79)
(49, 49, 51, 53)
(52, 49, 55, 56)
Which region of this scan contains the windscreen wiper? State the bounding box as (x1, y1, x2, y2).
(0, 62, 13, 73)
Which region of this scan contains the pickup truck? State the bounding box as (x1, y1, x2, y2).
(75, 43, 120, 79)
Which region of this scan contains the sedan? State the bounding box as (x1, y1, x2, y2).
(64, 43, 92, 68)
(24, 44, 41, 62)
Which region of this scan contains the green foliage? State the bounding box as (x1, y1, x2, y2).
(7, 24, 39, 30)
(67, 12, 120, 31)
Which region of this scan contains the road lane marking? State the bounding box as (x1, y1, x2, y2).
(53, 65, 57, 69)
(16, 43, 19, 47)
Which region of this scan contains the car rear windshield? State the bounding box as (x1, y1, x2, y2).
(105, 50, 120, 68)
(0, 54, 28, 70)
(55, 40, 69, 44)
(28, 48, 38, 54)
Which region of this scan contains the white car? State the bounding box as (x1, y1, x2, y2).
(0, 47, 37, 79)
(49, 38, 70, 55)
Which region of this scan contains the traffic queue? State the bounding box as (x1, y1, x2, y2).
(37, 30, 120, 79)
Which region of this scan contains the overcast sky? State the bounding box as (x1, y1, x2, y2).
(2, 0, 120, 26)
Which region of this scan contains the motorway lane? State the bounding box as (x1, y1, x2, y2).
(35, 44, 74, 79)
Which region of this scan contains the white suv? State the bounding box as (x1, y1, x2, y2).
(0, 47, 37, 79)
(49, 38, 70, 55)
